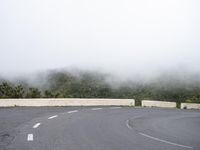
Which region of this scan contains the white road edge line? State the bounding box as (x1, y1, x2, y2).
(126, 120, 132, 130)
(27, 134, 33, 141)
(67, 110, 78, 114)
(48, 115, 58, 119)
(33, 123, 41, 129)
(91, 108, 102, 110)
(139, 132, 193, 149)
(110, 107, 121, 109)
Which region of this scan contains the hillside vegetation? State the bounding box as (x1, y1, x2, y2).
(0, 70, 200, 104)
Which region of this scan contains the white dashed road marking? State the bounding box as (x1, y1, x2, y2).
(110, 107, 121, 109)
(91, 108, 102, 110)
(126, 120, 132, 130)
(67, 110, 78, 114)
(33, 123, 41, 129)
(27, 134, 33, 141)
(139, 132, 193, 149)
(48, 115, 58, 119)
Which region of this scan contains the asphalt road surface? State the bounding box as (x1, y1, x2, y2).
(0, 107, 200, 150)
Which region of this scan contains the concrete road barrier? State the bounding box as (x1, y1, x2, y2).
(142, 100, 176, 108)
(181, 103, 200, 109)
(0, 98, 135, 107)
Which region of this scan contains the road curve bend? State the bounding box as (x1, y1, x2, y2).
(6, 107, 200, 150)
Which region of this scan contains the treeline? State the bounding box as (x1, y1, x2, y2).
(0, 71, 200, 103)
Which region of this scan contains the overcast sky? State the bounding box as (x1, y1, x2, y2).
(0, 0, 200, 78)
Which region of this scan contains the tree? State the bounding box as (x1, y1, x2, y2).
(43, 90, 54, 98)
(0, 82, 14, 98)
(26, 88, 41, 98)
(13, 85, 25, 98)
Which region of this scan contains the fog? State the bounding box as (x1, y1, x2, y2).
(0, 0, 200, 80)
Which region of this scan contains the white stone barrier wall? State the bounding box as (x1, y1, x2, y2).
(181, 103, 200, 109)
(142, 100, 176, 108)
(0, 98, 135, 107)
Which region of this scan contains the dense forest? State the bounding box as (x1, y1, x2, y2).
(0, 70, 200, 104)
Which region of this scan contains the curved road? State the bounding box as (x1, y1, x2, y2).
(5, 107, 200, 150)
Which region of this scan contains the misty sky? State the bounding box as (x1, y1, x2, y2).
(0, 0, 200, 78)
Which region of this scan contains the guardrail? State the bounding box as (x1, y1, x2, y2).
(181, 103, 200, 109)
(0, 98, 135, 107)
(1, 98, 200, 109)
(142, 100, 176, 108)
